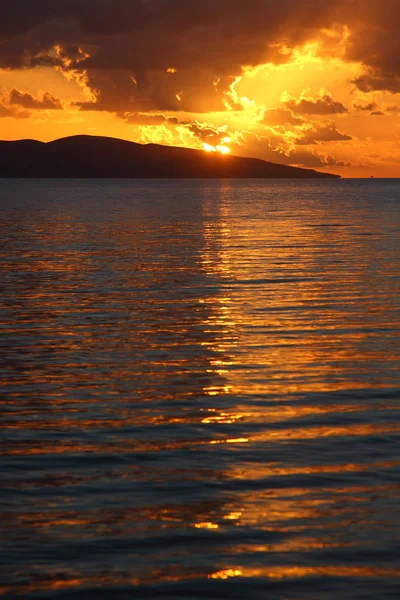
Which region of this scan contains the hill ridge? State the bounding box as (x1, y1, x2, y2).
(0, 135, 340, 179)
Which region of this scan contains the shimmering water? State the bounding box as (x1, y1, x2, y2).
(1, 179, 399, 599)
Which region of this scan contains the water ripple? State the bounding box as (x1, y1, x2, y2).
(1, 179, 399, 599)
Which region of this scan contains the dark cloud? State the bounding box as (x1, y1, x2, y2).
(0, 1, 333, 71)
(9, 89, 63, 110)
(0, 1, 153, 38)
(353, 101, 390, 115)
(343, 2, 400, 91)
(353, 102, 378, 112)
(263, 107, 304, 126)
(0, 103, 30, 119)
(0, 104, 12, 118)
(288, 148, 349, 168)
(352, 73, 400, 94)
(0, 1, 340, 113)
(186, 122, 227, 144)
(123, 112, 179, 126)
(285, 94, 348, 115)
(0, 1, 335, 43)
(0, 1, 400, 112)
(75, 69, 236, 113)
(296, 123, 352, 144)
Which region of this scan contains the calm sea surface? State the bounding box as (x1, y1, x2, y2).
(1, 179, 399, 599)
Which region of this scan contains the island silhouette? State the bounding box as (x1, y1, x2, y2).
(0, 135, 340, 178)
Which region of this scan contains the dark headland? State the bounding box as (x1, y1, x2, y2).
(0, 135, 340, 178)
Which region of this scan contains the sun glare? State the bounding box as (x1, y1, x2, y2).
(203, 143, 230, 154)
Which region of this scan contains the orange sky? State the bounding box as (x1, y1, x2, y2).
(1, 2, 400, 177)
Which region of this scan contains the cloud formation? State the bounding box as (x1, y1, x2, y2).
(352, 73, 400, 94)
(0, 103, 29, 119)
(1, 1, 399, 112)
(353, 102, 378, 112)
(296, 123, 352, 145)
(123, 113, 179, 126)
(285, 93, 348, 115)
(0, 0, 399, 176)
(9, 89, 63, 109)
(263, 108, 304, 126)
(229, 129, 350, 169)
(0, 104, 12, 118)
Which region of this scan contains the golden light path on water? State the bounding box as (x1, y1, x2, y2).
(0, 179, 399, 599)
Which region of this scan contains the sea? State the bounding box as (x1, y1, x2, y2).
(0, 178, 399, 599)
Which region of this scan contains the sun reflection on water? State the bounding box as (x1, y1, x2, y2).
(1, 180, 399, 597)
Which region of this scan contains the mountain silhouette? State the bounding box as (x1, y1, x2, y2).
(0, 135, 340, 178)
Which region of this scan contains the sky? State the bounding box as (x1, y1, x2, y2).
(1, 0, 400, 177)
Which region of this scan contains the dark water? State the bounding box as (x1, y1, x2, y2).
(1, 179, 399, 599)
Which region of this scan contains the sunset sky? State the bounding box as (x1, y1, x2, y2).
(1, 0, 400, 177)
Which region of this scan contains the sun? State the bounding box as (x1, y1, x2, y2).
(203, 143, 230, 154)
